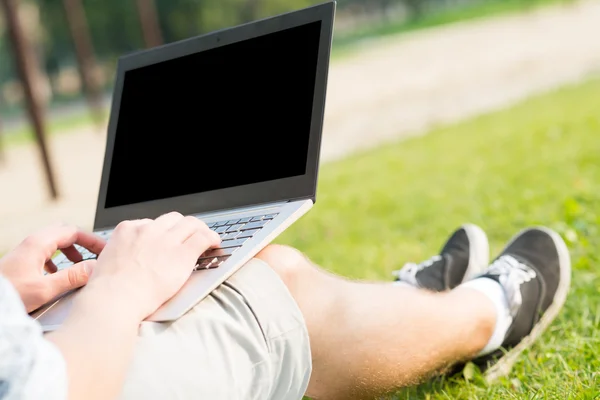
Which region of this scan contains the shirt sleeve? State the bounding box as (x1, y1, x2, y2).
(0, 275, 68, 400)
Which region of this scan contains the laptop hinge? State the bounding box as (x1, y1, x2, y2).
(190, 201, 289, 220)
(93, 200, 296, 232)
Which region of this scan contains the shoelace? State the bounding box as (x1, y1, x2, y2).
(486, 255, 537, 317)
(392, 255, 443, 286)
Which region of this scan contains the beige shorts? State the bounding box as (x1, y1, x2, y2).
(119, 259, 312, 400)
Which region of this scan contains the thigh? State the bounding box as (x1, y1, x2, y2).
(119, 259, 312, 400)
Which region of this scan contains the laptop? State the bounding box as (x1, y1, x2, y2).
(31, 1, 336, 331)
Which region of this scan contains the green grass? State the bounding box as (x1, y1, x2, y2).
(280, 77, 600, 399)
(0, 109, 104, 147)
(332, 0, 574, 58)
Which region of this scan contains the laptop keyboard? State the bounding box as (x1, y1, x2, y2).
(53, 213, 278, 272)
(195, 213, 278, 270)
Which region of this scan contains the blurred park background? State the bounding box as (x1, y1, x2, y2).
(1, 0, 600, 397)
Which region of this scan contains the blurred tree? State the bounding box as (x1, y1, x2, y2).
(257, 0, 318, 19)
(240, 0, 260, 22)
(404, 0, 425, 20)
(0, 113, 4, 164)
(3, 0, 535, 111)
(0, 0, 58, 199)
(12, 0, 419, 90)
(0, 12, 12, 88)
(62, 0, 104, 127)
(156, 0, 202, 42)
(377, 0, 394, 20)
(39, 0, 143, 68)
(0, 12, 6, 163)
(136, 0, 163, 48)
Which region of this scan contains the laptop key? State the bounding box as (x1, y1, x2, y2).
(220, 237, 248, 249)
(213, 221, 228, 227)
(214, 226, 228, 233)
(208, 256, 230, 269)
(264, 214, 278, 219)
(250, 216, 263, 222)
(195, 257, 217, 270)
(236, 228, 260, 239)
(238, 217, 252, 223)
(241, 220, 268, 230)
(226, 219, 240, 225)
(78, 247, 97, 260)
(226, 224, 244, 233)
(199, 246, 238, 260)
(195, 254, 228, 270)
(57, 259, 73, 268)
(222, 231, 240, 240)
(52, 253, 67, 264)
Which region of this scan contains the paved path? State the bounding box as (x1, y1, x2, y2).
(1, 0, 599, 253)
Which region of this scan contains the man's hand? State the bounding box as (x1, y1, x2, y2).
(84, 212, 221, 321)
(0, 225, 106, 312)
(46, 213, 220, 400)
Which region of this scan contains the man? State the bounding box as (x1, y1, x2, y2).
(0, 213, 570, 400)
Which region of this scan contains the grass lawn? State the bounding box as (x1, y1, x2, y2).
(279, 77, 600, 399)
(0, 110, 103, 147)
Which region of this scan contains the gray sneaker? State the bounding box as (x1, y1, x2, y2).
(468, 227, 572, 381)
(393, 224, 489, 291)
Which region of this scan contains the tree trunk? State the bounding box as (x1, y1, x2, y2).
(0, 0, 59, 199)
(62, 0, 105, 129)
(136, 0, 163, 48)
(0, 115, 4, 164)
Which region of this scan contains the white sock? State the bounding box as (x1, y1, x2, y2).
(393, 281, 416, 289)
(459, 277, 513, 356)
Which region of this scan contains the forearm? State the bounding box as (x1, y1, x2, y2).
(46, 286, 141, 400)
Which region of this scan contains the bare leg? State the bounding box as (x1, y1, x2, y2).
(256, 245, 496, 400)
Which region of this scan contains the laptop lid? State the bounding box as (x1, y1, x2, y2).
(93, 2, 335, 230)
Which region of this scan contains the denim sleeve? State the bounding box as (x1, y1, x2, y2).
(0, 275, 67, 400)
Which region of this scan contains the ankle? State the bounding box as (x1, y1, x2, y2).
(450, 287, 497, 355)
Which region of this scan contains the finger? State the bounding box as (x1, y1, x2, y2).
(132, 218, 152, 226)
(21, 224, 78, 261)
(123, 218, 152, 228)
(72, 231, 106, 256)
(188, 228, 221, 249)
(47, 260, 95, 297)
(21, 225, 106, 261)
(168, 216, 209, 243)
(152, 211, 184, 231)
(207, 230, 221, 247)
(114, 218, 152, 235)
(183, 229, 222, 259)
(61, 245, 83, 263)
(44, 260, 58, 274)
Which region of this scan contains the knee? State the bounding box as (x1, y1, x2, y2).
(255, 244, 312, 290)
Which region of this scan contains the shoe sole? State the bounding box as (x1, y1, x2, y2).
(462, 224, 490, 283)
(484, 226, 572, 383)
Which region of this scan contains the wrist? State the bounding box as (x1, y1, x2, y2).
(71, 278, 146, 326)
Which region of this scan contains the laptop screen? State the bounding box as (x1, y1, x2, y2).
(104, 21, 322, 209)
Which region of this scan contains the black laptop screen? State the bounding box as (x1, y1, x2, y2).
(104, 21, 322, 209)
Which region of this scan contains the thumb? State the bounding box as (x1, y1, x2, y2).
(47, 260, 95, 298)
